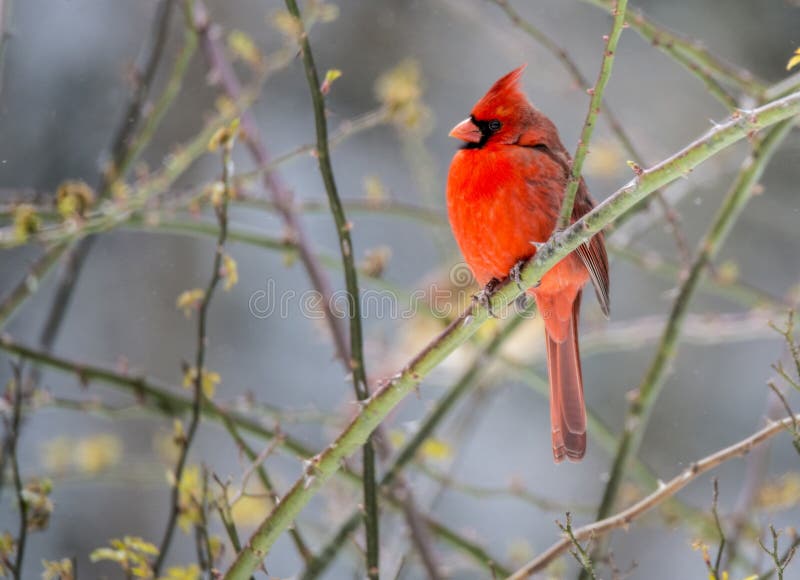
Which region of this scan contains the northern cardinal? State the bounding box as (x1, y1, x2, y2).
(446, 65, 609, 463)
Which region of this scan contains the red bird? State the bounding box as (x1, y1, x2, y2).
(446, 65, 609, 463)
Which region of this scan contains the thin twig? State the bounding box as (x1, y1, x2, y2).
(282, 0, 379, 576)
(766, 382, 800, 454)
(557, 513, 597, 579)
(507, 413, 800, 579)
(770, 311, 800, 382)
(152, 120, 236, 575)
(107, 0, 177, 182)
(577, 0, 764, 104)
(186, 0, 349, 366)
(213, 475, 243, 555)
(710, 478, 726, 579)
(723, 388, 787, 571)
(7, 362, 28, 580)
(197, 465, 215, 574)
(557, 0, 628, 230)
(758, 525, 798, 580)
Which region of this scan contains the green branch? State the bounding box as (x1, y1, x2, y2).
(222, 94, 800, 580)
(0, 334, 506, 575)
(0, 53, 284, 250)
(0, 244, 68, 329)
(302, 309, 532, 578)
(283, 0, 379, 575)
(578, 0, 765, 105)
(111, 13, 197, 184)
(587, 118, 795, 569)
(557, 0, 628, 230)
(489, 0, 690, 261)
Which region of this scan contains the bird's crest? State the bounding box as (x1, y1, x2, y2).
(471, 65, 529, 120)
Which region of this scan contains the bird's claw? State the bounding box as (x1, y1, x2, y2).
(475, 277, 501, 317)
(509, 259, 527, 292)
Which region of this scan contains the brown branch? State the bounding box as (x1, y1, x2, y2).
(152, 121, 235, 574)
(507, 413, 800, 579)
(6, 362, 28, 580)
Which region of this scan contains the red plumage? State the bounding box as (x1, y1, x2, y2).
(446, 66, 610, 463)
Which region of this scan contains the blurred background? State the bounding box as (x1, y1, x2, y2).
(1, 0, 799, 578)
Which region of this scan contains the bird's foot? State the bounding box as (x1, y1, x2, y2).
(475, 277, 501, 317)
(509, 259, 527, 292)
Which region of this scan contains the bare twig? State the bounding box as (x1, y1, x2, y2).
(759, 525, 798, 580)
(152, 120, 236, 575)
(507, 413, 800, 578)
(186, 0, 349, 366)
(213, 475, 244, 555)
(766, 382, 800, 454)
(724, 388, 787, 570)
(107, 0, 177, 181)
(710, 478, 727, 579)
(6, 362, 28, 580)
(770, 311, 800, 382)
(557, 0, 628, 229)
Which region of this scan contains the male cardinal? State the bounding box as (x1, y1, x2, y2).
(446, 65, 609, 463)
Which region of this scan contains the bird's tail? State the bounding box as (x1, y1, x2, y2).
(545, 294, 586, 463)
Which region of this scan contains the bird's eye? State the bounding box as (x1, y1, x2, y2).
(488, 119, 502, 132)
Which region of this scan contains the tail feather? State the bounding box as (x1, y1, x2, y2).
(545, 295, 586, 463)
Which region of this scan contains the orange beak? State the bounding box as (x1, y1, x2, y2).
(448, 117, 482, 143)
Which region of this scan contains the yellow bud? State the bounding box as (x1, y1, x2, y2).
(228, 30, 263, 68)
(787, 47, 800, 71)
(13, 203, 41, 242)
(176, 288, 205, 317)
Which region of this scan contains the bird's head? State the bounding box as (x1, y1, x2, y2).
(449, 65, 558, 150)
